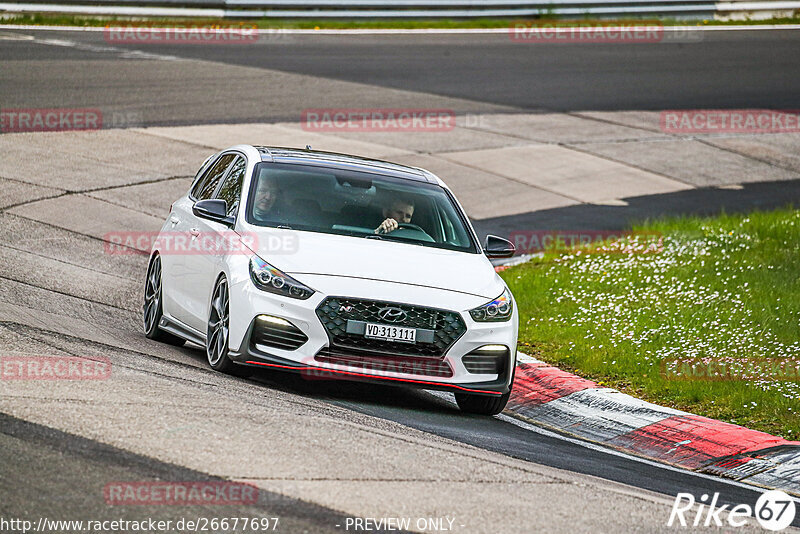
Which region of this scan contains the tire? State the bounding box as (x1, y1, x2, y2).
(454, 390, 510, 416)
(455, 365, 516, 416)
(206, 275, 251, 377)
(143, 254, 185, 347)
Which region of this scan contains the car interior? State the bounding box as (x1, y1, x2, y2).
(248, 165, 473, 251)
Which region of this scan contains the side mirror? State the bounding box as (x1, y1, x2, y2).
(484, 234, 516, 259)
(193, 199, 234, 227)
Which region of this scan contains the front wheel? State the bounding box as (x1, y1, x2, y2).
(454, 390, 511, 415)
(456, 362, 516, 415)
(206, 275, 250, 377)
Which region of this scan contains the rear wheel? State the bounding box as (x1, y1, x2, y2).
(143, 254, 185, 346)
(206, 275, 250, 377)
(454, 390, 510, 415)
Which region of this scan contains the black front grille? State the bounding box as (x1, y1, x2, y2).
(315, 297, 467, 358)
(315, 347, 453, 377)
(250, 316, 308, 351)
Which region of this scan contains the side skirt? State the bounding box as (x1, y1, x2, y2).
(159, 315, 206, 347)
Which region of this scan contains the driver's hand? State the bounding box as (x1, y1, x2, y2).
(375, 218, 399, 234)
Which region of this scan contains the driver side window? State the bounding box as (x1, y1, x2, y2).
(191, 154, 236, 200)
(215, 156, 247, 218)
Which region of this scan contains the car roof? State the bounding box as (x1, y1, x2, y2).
(253, 146, 439, 184)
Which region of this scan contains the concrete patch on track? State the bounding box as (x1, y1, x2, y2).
(0, 212, 143, 280)
(703, 134, 800, 174)
(314, 120, 533, 154)
(575, 138, 800, 187)
(467, 112, 669, 144)
(87, 177, 193, 218)
(571, 110, 674, 133)
(0, 245, 136, 309)
(137, 122, 413, 159)
(440, 144, 692, 204)
(0, 177, 64, 209)
(391, 153, 577, 219)
(0, 130, 212, 190)
(8, 194, 164, 241)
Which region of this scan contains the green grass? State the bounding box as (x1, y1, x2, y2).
(500, 207, 800, 438)
(3, 13, 800, 29)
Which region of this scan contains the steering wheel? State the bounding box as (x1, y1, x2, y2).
(397, 223, 426, 233)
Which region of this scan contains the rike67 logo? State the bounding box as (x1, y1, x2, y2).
(668, 490, 796, 531)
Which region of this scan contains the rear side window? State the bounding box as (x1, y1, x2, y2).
(191, 154, 236, 200)
(215, 156, 247, 217)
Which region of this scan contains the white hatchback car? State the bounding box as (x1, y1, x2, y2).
(144, 145, 518, 414)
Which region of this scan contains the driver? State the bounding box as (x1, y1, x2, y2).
(374, 196, 415, 234)
(252, 175, 287, 222)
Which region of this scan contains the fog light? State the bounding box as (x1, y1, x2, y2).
(257, 315, 292, 327)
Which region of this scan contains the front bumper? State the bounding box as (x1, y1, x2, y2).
(226, 271, 518, 396)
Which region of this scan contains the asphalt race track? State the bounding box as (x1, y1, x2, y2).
(2, 29, 800, 123)
(1, 25, 800, 533)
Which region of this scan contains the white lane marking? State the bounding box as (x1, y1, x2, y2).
(26, 35, 180, 60)
(0, 31, 34, 40)
(1, 24, 800, 35)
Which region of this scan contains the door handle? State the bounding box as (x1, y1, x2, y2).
(190, 229, 200, 238)
(170, 216, 180, 225)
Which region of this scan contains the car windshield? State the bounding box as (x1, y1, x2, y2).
(245, 162, 477, 253)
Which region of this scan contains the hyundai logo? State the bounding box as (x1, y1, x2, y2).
(378, 307, 407, 323)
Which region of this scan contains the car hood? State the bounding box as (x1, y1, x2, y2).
(248, 228, 503, 300)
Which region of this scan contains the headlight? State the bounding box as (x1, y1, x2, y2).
(249, 256, 314, 300)
(469, 288, 513, 322)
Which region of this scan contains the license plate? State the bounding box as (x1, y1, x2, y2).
(364, 323, 417, 343)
